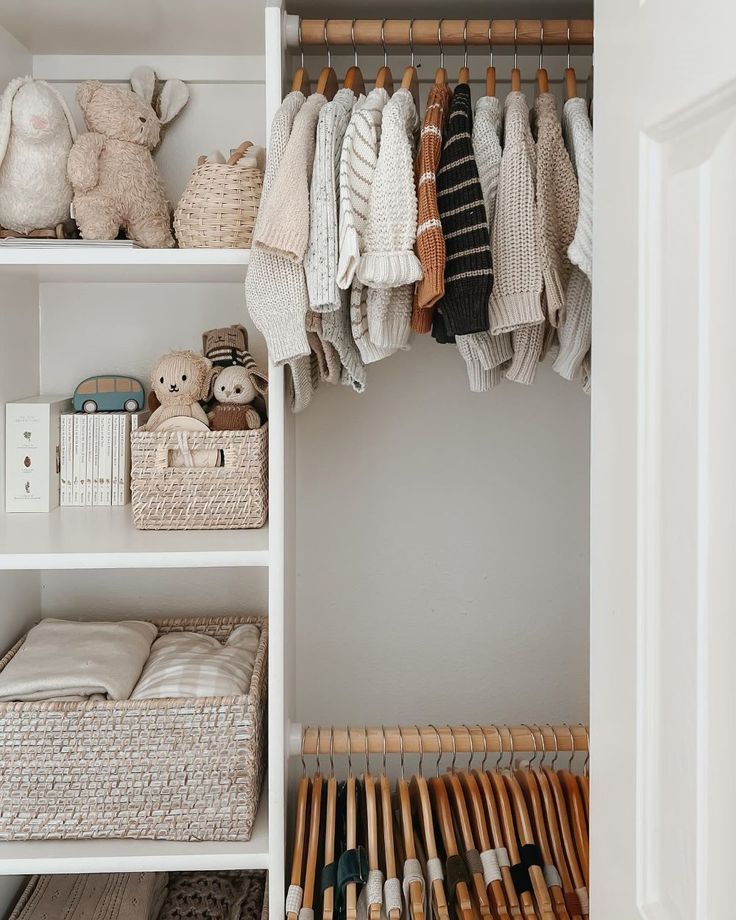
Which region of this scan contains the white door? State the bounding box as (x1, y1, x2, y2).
(592, 1, 736, 917)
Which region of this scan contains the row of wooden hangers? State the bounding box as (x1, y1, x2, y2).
(290, 18, 582, 107)
(288, 724, 589, 920)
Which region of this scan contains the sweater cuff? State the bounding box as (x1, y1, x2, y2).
(465, 361, 503, 393)
(254, 224, 307, 265)
(491, 292, 544, 334)
(263, 314, 311, 366)
(440, 280, 492, 336)
(368, 311, 412, 350)
(475, 331, 513, 371)
(355, 335, 396, 365)
(336, 227, 361, 290)
(506, 325, 544, 386)
(411, 306, 434, 335)
(415, 266, 445, 313)
(357, 251, 423, 289)
(553, 335, 589, 381)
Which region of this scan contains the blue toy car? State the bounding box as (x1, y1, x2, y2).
(73, 376, 145, 413)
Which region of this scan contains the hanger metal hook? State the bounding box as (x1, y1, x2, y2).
(504, 725, 515, 772)
(490, 724, 503, 771)
(416, 725, 424, 777)
(477, 724, 488, 771)
(437, 19, 445, 70)
(548, 724, 559, 769)
(351, 19, 358, 68)
(298, 18, 304, 70)
(521, 724, 537, 771)
(381, 19, 388, 68)
(567, 20, 571, 70)
(301, 725, 308, 777)
(364, 725, 370, 775)
(537, 725, 547, 767)
(463, 724, 474, 772)
(565, 723, 575, 770)
(580, 723, 590, 776)
(323, 19, 331, 69)
(463, 19, 468, 69)
(488, 19, 493, 69)
(329, 725, 335, 777)
(408, 18, 415, 68)
(429, 723, 442, 777)
(381, 725, 387, 775)
(539, 22, 544, 71)
(513, 21, 518, 72)
(449, 726, 457, 774)
(347, 725, 353, 777)
(315, 725, 322, 774)
(398, 725, 405, 781)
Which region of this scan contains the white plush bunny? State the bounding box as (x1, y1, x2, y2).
(0, 77, 78, 234)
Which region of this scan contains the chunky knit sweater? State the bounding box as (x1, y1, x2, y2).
(490, 91, 544, 335)
(305, 88, 355, 313)
(337, 88, 395, 364)
(433, 83, 493, 341)
(247, 91, 313, 365)
(249, 93, 326, 364)
(411, 82, 452, 333)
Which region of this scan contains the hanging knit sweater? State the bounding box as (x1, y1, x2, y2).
(554, 97, 594, 383)
(248, 92, 326, 364)
(358, 89, 422, 351)
(490, 91, 544, 335)
(533, 92, 579, 328)
(455, 94, 513, 391)
(433, 83, 493, 342)
(411, 81, 452, 333)
(337, 88, 395, 365)
(305, 88, 356, 313)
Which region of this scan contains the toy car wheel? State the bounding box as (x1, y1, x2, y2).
(124, 399, 139, 412)
(82, 400, 98, 413)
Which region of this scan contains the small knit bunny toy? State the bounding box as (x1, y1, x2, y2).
(144, 350, 217, 431)
(209, 365, 265, 431)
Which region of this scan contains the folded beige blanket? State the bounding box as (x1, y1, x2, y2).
(10, 872, 167, 920)
(0, 618, 157, 702)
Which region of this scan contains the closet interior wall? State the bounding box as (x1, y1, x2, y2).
(290, 35, 592, 729)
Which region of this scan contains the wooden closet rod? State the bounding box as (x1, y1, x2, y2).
(293, 724, 589, 756)
(292, 19, 593, 48)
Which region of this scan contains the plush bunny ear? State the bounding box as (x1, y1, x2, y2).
(158, 79, 189, 125)
(130, 66, 156, 105)
(76, 80, 102, 112)
(243, 354, 268, 398)
(202, 362, 221, 402)
(37, 81, 78, 141)
(0, 77, 28, 170)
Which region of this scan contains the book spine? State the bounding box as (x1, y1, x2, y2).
(60, 414, 73, 506)
(97, 415, 112, 506)
(72, 414, 86, 506)
(111, 414, 120, 507)
(84, 414, 94, 506)
(122, 414, 133, 504)
(92, 414, 100, 505)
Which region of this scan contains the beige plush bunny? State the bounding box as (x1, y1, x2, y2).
(67, 67, 188, 247)
(144, 351, 218, 432)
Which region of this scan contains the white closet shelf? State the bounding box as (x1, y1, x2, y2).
(0, 247, 250, 283)
(0, 797, 269, 875)
(0, 506, 269, 570)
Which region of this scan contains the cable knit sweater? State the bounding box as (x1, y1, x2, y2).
(533, 93, 579, 328)
(456, 95, 513, 392)
(554, 97, 594, 383)
(246, 91, 313, 365)
(248, 93, 326, 364)
(305, 89, 355, 313)
(490, 91, 544, 335)
(337, 88, 395, 364)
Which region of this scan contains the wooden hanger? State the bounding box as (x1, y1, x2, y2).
(458, 20, 470, 85)
(410, 728, 451, 920)
(461, 768, 510, 920)
(564, 22, 578, 99)
(485, 21, 496, 97)
(577, 728, 589, 829)
(560, 771, 588, 887)
(511, 22, 522, 92)
(323, 770, 338, 920)
(380, 772, 401, 920)
(537, 24, 549, 94)
(397, 729, 426, 920)
(343, 20, 366, 97)
(303, 771, 323, 916)
(288, 746, 310, 920)
(291, 20, 311, 96)
(430, 775, 476, 920)
(401, 19, 420, 111)
(317, 19, 338, 101)
(376, 19, 394, 95)
(363, 734, 381, 920)
(542, 767, 587, 917)
(435, 19, 447, 86)
(346, 770, 359, 920)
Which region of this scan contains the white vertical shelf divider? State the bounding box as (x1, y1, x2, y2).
(264, 4, 287, 918)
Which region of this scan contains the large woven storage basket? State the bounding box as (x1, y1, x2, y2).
(131, 424, 268, 530)
(174, 141, 263, 248)
(0, 615, 267, 842)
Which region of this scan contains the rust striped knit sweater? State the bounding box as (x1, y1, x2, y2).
(411, 82, 452, 334)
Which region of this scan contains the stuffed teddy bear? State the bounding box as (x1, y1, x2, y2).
(0, 77, 78, 234)
(67, 67, 188, 247)
(144, 350, 218, 432)
(209, 364, 267, 431)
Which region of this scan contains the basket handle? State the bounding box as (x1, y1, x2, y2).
(196, 155, 208, 167)
(227, 141, 254, 166)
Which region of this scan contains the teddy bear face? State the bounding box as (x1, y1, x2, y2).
(78, 82, 161, 149)
(214, 366, 258, 405)
(151, 351, 211, 406)
(12, 82, 70, 142)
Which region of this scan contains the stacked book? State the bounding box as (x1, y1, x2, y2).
(60, 411, 149, 506)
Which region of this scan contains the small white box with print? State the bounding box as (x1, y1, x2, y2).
(5, 396, 71, 512)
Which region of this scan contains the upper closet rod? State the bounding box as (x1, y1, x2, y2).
(288, 19, 593, 48)
(290, 723, 589, 756)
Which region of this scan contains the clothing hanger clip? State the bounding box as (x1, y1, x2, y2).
(458, 20, 470, 84)
(537, 22, 549, 93)
(376, 19, 394, 94)
(565, 21, 578, 99)
(316, 19, 338, 100)
(511, 22, 521, 91)
(344, 19, 366, 96)
(485, 20, 496, 97)
(435, 19, 447, 85)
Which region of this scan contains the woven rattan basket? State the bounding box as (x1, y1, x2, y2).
(0, 615, 267, 842)
(174, 141, 263, 248)
(131, 424, 268, 530)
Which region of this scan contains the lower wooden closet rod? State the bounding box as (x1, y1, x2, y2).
(291, 723, 589, 756)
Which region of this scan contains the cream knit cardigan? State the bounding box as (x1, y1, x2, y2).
(554, 97, 594, 383)
(249, 92, 326, 364)
(456, 95, 513, 393)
